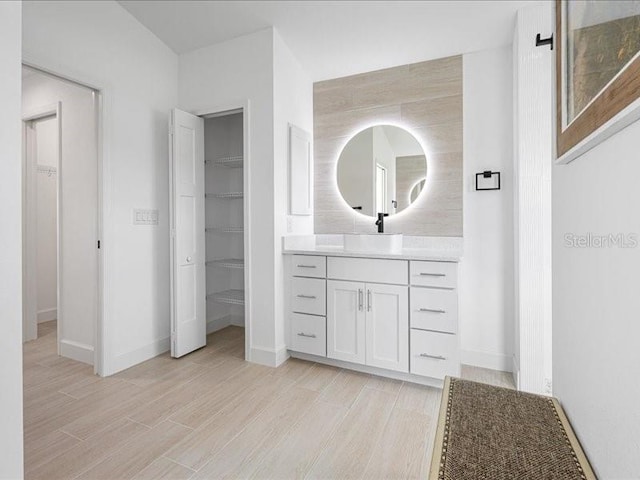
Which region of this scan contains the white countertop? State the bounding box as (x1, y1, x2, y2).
(282, 235, 463, 262)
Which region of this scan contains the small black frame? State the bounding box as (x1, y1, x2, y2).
(475, 171, 501, 191)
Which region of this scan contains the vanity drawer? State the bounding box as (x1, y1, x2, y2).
(410, 261, 457, 288)
(410, 329, 460, 379)
(290, 313, 326, 357)
(327, 257, 408, 285)
(410, 287, 458, 334)
(292, 255, 326, 278)
(292, 277, 326, 316)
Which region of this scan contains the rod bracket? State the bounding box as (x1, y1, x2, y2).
(536, 33, 554, 50)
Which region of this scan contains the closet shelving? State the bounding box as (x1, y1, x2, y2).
(206, 259, 244, 269)
(204, 112, 246, 317)
(206, 289, 245, 306)
(205, 227, 243, 233)
(205, 192, 243, 199)
(205, 155, 244, 168)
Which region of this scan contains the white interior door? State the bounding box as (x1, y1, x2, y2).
(366, 283, 408, 372)
(170, 108, 205, 357)
(327, 280, 366, 365)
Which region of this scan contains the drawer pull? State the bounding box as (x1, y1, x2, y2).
(419, 353, 446, 360)
(418, 272, 446, 277)
(418, 308, 446, 314)
(296, 294, 317, 299)
(297, 264, 317, 268)
(297, 332, 317, 338)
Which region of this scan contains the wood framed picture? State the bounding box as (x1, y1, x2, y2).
(556, 0, 640, 163)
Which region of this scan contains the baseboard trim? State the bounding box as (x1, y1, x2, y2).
(37, 308, 57, 323)
(60, 339, 93, 365)
(250, 345, 289, 367)
(461, 350, 512, 372)
(290, 351, 445, 388)
(512, 355, 520, 389)
(207, 317, 231, 334)
(108, 336, 170, 375)
(207, 315, 245, 334)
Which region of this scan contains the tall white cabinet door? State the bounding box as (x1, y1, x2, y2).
(365, 283, 409, 372)
(169, 109, 205, 358)
(327, 280, 366, 365)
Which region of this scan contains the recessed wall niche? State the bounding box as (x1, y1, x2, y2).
(313, 55, 463, 236)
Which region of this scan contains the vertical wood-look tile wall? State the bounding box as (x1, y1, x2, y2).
(313, 55, 463, 236)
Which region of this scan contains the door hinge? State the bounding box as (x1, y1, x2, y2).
(97, 240, 101, 249)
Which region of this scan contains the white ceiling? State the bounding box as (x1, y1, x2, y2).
(118, 0, 541, 81)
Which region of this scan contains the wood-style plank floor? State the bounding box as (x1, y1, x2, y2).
(24, 321, 514, 480)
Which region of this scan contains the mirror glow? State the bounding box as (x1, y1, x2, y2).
(336, 125, 427, 217)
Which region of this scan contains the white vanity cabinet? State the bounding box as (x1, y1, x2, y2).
(326, 280, 408, 372)
(409, 260, 460, 379)
(289, 255, 327, 357)
(286, 252, 461, 385)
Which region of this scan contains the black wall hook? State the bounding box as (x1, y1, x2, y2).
(536, 33, 554, 50)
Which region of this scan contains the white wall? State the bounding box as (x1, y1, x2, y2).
(23, 72, 98, 364)
(23, 0, 179, 374)
(274, 29, 314, 358)
(179, 28, 279, 364)
(461, 46, 515, 372)
(553, 121, 640, 479)
(34, 115, 59, 322)
(0, 1, 24, 477)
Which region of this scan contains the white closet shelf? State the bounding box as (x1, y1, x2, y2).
(205, 156, 243, 168)
(205, 227, 244, 233)
(205, 192, 243, 199)
(206, 258, 244, 269)
(207, 289, 245, 305)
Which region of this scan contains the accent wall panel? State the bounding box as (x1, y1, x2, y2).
(313, 55, 463, 236)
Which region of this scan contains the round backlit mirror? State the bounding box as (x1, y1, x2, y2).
(336, 125, 427, 217)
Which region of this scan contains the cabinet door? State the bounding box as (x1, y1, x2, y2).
(365, 283, 408, 372)
(327, 280, 366, 365)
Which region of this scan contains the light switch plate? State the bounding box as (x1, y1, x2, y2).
(133, 209, 159, 225)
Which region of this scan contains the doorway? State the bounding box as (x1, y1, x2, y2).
(169, 104, 250, 360)
(22, 65, 100, 368)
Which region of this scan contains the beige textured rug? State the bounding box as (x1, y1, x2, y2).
(429, 377, 597, 480)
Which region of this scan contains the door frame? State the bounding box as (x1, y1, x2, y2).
(22, 104, 61, 345)
(22, 59, 105, 375)
(192, 100, 252, 362)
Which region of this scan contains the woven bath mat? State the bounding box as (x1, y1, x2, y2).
(429, 377, 597, 480)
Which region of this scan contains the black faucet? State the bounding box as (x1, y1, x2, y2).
(375, 212, 389, 233)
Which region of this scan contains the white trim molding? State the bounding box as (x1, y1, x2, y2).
(59, 339, 94, 365)
(37, 308, 57, 323)
(250, 345, 289, 368)
(291, 351, 444, 388)
(107, 337, 170, 376)
(461, 349, 512, 372)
